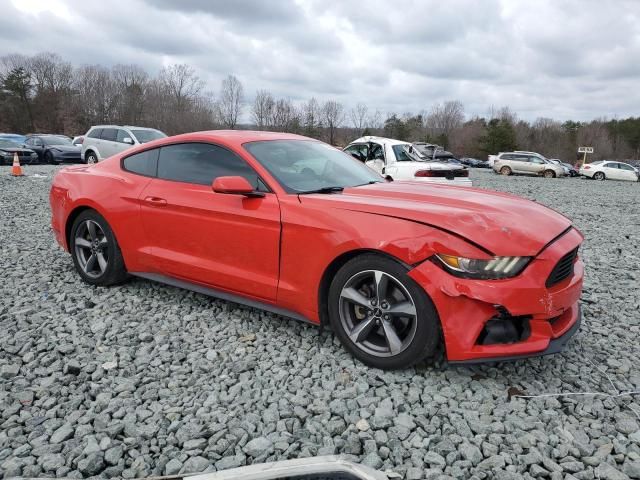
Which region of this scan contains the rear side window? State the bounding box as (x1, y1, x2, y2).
(605, 162, 618, 169)
(116, 129, 130, 143)
(122, 148, 159, 177)
(101, 128, 117, 142)
(157, 143, 260, 187)
(87, 128, 102, 139)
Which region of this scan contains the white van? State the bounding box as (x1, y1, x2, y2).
(81, 125, 166, 163)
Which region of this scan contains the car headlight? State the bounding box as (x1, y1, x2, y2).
(435, 254, 531, 279)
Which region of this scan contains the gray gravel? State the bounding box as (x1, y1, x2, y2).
(1, 165, 639, 479)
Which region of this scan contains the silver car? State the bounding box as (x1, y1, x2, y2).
(81, 125, 166, 163)
(493, 152, 565, 178)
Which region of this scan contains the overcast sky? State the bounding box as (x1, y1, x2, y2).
(1, 0, 639, 122)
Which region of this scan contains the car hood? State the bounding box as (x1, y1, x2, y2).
(0, 147, 35, 154)
(48, 145, 80, 152)
(300, 181, 572, 256)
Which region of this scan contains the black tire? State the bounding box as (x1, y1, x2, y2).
(45, 151, 60, 165)
(328, 253, 441, 369)
(543, 170, 556, 178)
(70, 210, 128, 286)
(500, 166, 512, 176)
(85, 151, 98, 164)
(593, 171, 605, 181)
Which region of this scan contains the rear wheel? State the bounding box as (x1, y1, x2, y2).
(85, 151, 98, 164)
(543, 170, 556, 178)
(70, 210, 128, 286)
(500, 166, 512, 175)
(328, 254, 440, 369)
(593, 171, 605, 181)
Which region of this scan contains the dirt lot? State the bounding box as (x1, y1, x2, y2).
(1, 165, 639, 479)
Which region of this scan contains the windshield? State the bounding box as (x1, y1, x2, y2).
(131, 129, 166, 143)
(42, 136, 72, 146)
(243, 140, 383, 193)
(0, 140, 19, 148)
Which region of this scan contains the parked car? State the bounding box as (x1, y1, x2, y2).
(460, 157, 490, 168)
(549, 159, 578, 177)
(81, 125, 166, 163)
(344, 136, 472, 186)
(51, 131, 583, 369)
(0, 133, 27, 145)
(24, 134, 82, 164)
(0, 139, 38, 165)
(412, 143, 464, 165)
(493, 152, 565, 178)
(579, 160, 639, 182)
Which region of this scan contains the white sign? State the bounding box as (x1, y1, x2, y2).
(578, 146, 594, 153)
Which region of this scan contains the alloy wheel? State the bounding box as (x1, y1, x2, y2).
(74, 220, 109, 278)
(338, 270, 418, 357)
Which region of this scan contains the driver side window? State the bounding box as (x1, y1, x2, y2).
(157, 143, 264, 190)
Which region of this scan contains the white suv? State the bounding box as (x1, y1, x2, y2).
(493, 151, 565, 178)
(81, 125, 166, 163)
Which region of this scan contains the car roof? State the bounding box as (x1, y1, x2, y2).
(349, 136, 411, 147)
(89, 125, 161, 131)
(120, 130, 314, 152)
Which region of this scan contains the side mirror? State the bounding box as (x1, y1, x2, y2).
(123, 137, 134, 145)
(212, 176, 264, 198)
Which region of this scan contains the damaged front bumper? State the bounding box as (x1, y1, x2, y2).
(409, 227, 584, 362)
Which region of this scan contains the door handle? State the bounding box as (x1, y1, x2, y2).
(144, 196, 167, 207)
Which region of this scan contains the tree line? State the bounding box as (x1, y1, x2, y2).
(2, 52, 639, 162)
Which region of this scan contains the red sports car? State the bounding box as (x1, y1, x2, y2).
(50, 131, 583, 369)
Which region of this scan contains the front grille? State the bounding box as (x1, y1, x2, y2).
(546, 247, 579, 287)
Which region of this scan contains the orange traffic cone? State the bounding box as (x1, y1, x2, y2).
(11, 152, 24, 176)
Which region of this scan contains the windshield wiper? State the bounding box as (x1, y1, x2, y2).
(297, 186, 345, 195)
(352, 180, 384, 187)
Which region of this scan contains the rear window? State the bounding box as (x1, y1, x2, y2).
(87, 128, 103, 139)
(122, 148, 159, 177)
(131, 129, 166, 143)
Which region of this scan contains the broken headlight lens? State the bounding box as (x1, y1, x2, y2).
(436, 254, 531, 279)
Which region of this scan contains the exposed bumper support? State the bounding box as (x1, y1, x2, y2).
(448, 304, 582, 365)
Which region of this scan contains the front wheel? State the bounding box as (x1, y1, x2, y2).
(70, 210, 128, 286)
(593, 171, 605, 181)
(85, 151, 98, 164)
(543, 170, 556, 178)
(45, 151, 61, 165)
(328, 254, 440, 369)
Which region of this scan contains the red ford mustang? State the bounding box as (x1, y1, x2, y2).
(50, 131, 583, 369)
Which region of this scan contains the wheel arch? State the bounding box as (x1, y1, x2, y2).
(84, 148, 100, 162)
(64, 203, 116, 250)
(317, 249, 411, 328)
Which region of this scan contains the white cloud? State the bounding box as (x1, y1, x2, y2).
(1, 0, 639, 121)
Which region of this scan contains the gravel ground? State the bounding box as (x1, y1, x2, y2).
(1, 165, 639, 480)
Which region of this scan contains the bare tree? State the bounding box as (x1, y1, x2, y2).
(252, 89, 274, 130)
(271, 98, 297, 132)
(426, 100, 464, 148)
(219, 74, 244, 129)
(112, 64, 149, 125)
(159, 64, 204, 122)
(322, 100, 345, 145)
(302, 97, 321, 137)
(350, 102, 368, 135)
